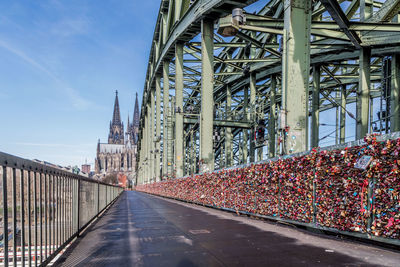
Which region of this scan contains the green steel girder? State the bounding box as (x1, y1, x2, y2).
(137, 0, 400, 182)
(183, 117, 251, 129)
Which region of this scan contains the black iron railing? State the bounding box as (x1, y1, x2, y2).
(0, 152, 123, 266)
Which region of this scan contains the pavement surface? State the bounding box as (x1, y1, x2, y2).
(55, 191, 400, 267)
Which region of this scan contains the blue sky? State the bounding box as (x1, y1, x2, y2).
(0, 0, 159, 167)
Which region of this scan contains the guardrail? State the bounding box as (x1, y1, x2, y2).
(0, 151, 123, 266)
(137, 132, 400, 247)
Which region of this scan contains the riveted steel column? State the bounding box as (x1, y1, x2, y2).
(150, 89, 155, 182)
(156, 75, 161, 181)
(356, 47, 371, 140)
(249, 72, 256, 162)
(192, 132, 197, 174)
(144, 107, 148, 183)
(162, 61, 170, 177)
(360, 0, 373, 21)
(167, 100, 174, 176)
(336, 90, 340, 144)
(162, 10, 168, 46)
(391, 54, 400, 132)
(340, 85, 347, 143)
(225, 85, 232, 167)
(243, 87, 248, 163)
(174, 0, 182, 23)
(311, 65, 320, 148)
(200, 18, 214, 171)
(142, 113, 145, 183)
(189, 132, 196, 174)
(175, 42, 184, 178)
(282, 0, 311, 154)
(269, 76, 276, 158)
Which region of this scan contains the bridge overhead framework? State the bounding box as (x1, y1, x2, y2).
(136, 0, 400, 184)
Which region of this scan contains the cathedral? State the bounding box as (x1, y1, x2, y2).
(95, 91, 139, 178)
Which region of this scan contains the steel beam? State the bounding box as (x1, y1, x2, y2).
(311, 65, 320, 148)
(268, 75, 276, 158)
(243, 86, 248, 164)
(150, 89, 155, 182)
(367, 0, 400, 22)
(361, 0, 373, 21)
(340, 85, 347, 143)
(144, 110, 148, 183)
(155, 75, 161, 181)
(183, 117, 251, 129)
(282, 0, 311, 154)
(391, 54, 400, 132)
(175, 42, 184, 177)
(356, 47, 371, 139)
(162, 61, 170, 177)
(225, 85, 233, 167)
(167, 100, 174, 176)
(189, 131, 195, 174)
(249, 72, 256, 162)
(320, 0, 362, 48)
(200, 19, 214, 172)
(335, 90, 340, 144)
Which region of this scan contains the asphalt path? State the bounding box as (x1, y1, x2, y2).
(55, 191, 400, 267)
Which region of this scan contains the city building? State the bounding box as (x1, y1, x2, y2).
(95, 91, 139, 180)
(81, 163, 91, 174)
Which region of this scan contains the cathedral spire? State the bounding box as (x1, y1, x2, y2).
(112, 90, 121, 125)
(133, 92, 140, 127)
(108, 90, 124, 144)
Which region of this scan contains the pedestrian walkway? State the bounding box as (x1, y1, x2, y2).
(55, 191, 400, 266)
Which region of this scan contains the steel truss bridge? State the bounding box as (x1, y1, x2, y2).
(136, 0, 400, 184)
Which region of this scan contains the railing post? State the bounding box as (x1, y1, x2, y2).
(77, 178, 81, 237)
(20, 168, 25, 266)
(34, 171, 38, 267)
(12, 167, 17, 266)
(39, 171, 43, 264)
(2, 166, 9, 267)
(27, 170, 32, 267)
(44, 172, 48, 260)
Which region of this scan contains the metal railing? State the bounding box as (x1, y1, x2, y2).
(0, 151, 123, 266)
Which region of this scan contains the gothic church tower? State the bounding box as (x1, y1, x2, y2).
(108, 91, 124, 144)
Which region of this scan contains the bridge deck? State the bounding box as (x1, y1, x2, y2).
(55, 191, 400, 267)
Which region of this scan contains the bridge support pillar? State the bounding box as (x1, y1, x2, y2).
(249, 72, 256, 162)
(242, 86, 248, 164)
(268, 75, 276, 158)
(200, 19, 214, 172)
(189, 130, 194, 174)
(340, 85, 347, 143)
(156, 75, 161, 181)
(167, 101, 174, 176)
(282, 0, 311, 154)
(175, 42, 184, 178)
(144, 109, 148, 183)
(225, 85, 232, 167)
(150, 89, 155, 182)
(147, 102, 151, 183)
(311, 65, 320, 148)
(162, 61, 170, 178)
(391, 54, 400, 132)
(356, 47, 371, 140)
